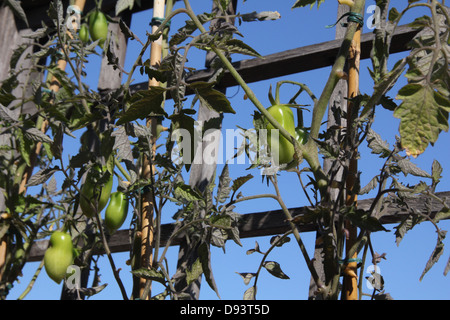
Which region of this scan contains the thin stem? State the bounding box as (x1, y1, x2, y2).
(251, 230, 293, 299)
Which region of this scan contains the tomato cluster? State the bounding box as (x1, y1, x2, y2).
(78, 10, 108, 47)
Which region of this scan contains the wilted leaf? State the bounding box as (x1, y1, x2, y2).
(394, 84, 449, 158)
(112, 126, 133, 162)
(243, 285, 256, 300)
(262, 261, 290, 279)
(236, 272, 256, 285)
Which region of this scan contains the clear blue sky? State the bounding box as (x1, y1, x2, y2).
(8, 0, 450, 300)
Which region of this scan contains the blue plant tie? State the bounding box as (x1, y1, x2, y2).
(339, 257, 363, 264)
(67, 5, 83, 15)
(326, 12, 364, 28)
(150, 17, 171, 28)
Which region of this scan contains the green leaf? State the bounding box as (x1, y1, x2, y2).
(217, 39, 261, 58)
(210, 214, 232, 229)
(262, 261, 290, 279)
(231, 174, 253, 192)
(394, 84, 449, 157)
(366, 128, 391, 158)
(198, 242, 220, 298)
(131, 268, 166, 284)
(394, 214, 425, 246)
(342, 207, 388, 232)
(174, 183, 203, 202)
(186, 258, 203, 285)
(433, 207, 450, 224)
(292, 0, 325, 9)
(190, 82, 236, 114)
(431, 159, 443, 184)
(420, 231, 446, 281)
(397, 159, 431, 178)
(117, 87, 167, 125)
(216, 164, 232, 203)
(115, 0, 134, 15)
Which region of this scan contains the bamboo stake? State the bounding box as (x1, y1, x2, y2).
(342, 15, 361, 301)
(139, 0, 166, 300)
(0, 0, 87, 287)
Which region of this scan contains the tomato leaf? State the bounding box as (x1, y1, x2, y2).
(292, 0, 325, 9)
(198, 242, 221, 298)
(190, 82, 236, 114)
(262, 261, 290, 279)
(394, 84, 449, 157)
(117, 87, 167, 125)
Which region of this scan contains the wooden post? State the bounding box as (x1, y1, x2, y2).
(139, 0, 166, 300)
(18, 0, 87, 195)
(0, 0, 82, 288)
(308, 3, 349, 300)
(172, 0, 238, 300)
(60, 8, 131, 300)
(342, 9, 362, 301)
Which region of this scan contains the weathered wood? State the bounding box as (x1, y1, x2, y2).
(309, 3, 349, 300)
(128, 24, 419, 95)
(27, 191, 450, 262)
(174, 0, 238, 300)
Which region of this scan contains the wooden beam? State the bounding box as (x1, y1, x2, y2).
(27, 191, 450, 262)
(128, 24, 418, 95)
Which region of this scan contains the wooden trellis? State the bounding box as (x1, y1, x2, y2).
(1, 0, 446, 300)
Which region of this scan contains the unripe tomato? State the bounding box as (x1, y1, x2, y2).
(89, 10, 108, 47)
(79, 165, 114, 218)
(265, 105, 296, 165)
(44, 231, 74, 284)
(105, 191, 129, 232)
(295, 127, 309, 145)
(79, 24, 90, 43)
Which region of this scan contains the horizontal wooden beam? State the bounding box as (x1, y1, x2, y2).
(129, 24, 418, 94)
(27, 191, 450, 262)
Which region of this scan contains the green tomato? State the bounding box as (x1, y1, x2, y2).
(79, 24, 89, 43)
(79, 165, 114, 218)
(294, 127, 309, 145)
(105, 191, 129, 233)
(265, 105, 296, 165)
(44, 231, 74, 284)
(89, 10, 108, 47)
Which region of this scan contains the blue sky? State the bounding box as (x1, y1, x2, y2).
(8, 0, 450, 300)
